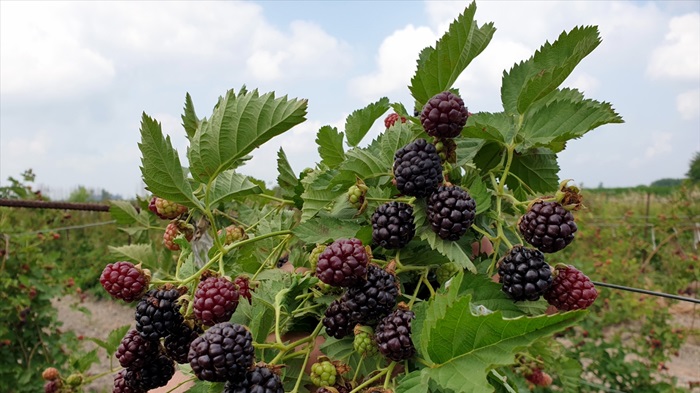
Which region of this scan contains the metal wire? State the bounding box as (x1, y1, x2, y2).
(592, 281, 700, 304)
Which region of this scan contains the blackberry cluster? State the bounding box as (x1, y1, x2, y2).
(420, 91, 469, 138)
(188, 322, 255, 382)
(315, 238, 368, 287)
(224, 365, 284, 393)
(393, 138, 443, 197)
(341, 264, 398, 324)
(99, 261, 149, 302)
(427, 185, 476, 240)
(544, 265, 598, 311)
(135, 288, 184, 340)
(374, 308, 416, 362)
(519, 200, 577, 253)
(371, 201, 416, 249)
(193, 276, 240, 326)
(498, 246, 553, 301)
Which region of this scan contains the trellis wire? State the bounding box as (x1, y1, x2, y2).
(592, 281, 699, 304)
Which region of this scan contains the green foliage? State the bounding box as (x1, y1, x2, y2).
(686, 151, 700, 183)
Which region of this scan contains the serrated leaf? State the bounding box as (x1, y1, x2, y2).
(455, 138, 486, 167)
(109, 200, 147, 226)
(519, 97, 623, 150)
(182, 92, 199, 140)
(72, 349, 99, 373)
(207, 170, 262, 206)
(410, 2, 496, 105)
(316, 126, 346, 169)
(91, 324, 131, 357)
(108, 244, 157, 267)
(464, 175, 490, 215)
(414, 201, 476, 272)
(276, 148, 297, 199)
(506, 148, 559, 194)
(502, 26, 601, 115)
(345, 97, 390, 147)
(188, 88, 307, 182)
(292, 216, 362, 244)
(299, 170, 352, 222)
(139, 113, 199, 208)
(472, 142, 505, 174)
(462, 112, 515, 145)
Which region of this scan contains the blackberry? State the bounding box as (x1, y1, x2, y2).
(135, 287, 184, 340)
(193, 276, 240, 326)
(371, 201, 415, 249)
(427, 185, 476, 240)
(322, 299, 353, 339)
(384, 113, 406, 128)
(234, 275, 254, 305)
(218, 225, 248, 245)
(165, 323, 202, 364)
(154, 197, 188, 219)
(435, 262, 460, 286)
(188, 322, 255, 382)
(116, 329, 159, 369)
(498, 246, 553, 301)
(163, 221, 193, 251)
(544, 265, 598, 311)
(308, 244, 327, 271)
(526, 369, 553, 387)
(353, 326, 378, 357)
(342, 264, 398, 324)
(315, 238, 368, 287)
(42, 367, 59, 381)
(44, 380, 63, 393)
(393, 138, 443, 197)
(310, 361, 337, 387)
(420, 91, 469, 138)
(375, 308, 416, 362)
(124, 353, 175, 391)
(99, 261, 149, 302)
(224, 365, 283, 393)
(148, 197, 168, 220)
(113, 370, 144, 393)
(519, 200, 577, 253)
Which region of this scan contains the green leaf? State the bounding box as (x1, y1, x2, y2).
(462, 112, 515, 145)
(292, 216, 362, 244)
(316, 126, 346, 168)
(464, 175, 491, 215)
(501, 26, 601, 115)
(506, 148, 560, 194)
(472, 142, 504, 174)
(138, 113, 199, 208)
(72, 348, 99, 373)
(410, 2, 496, 105)
(188, 88, 307, 182)
(344, 97, 390, 147)
(207, 170, 262, 206)
(108, 244, 157, 267)
(413, 201, 476, 272)
(109, 200, 148, 226)
(455, 138, 486, 167)
(299, 170, 353, 222)
(181, 92, 199, 140)
(88, 324, 131, 357)
(519, 97, 623, 150)
(275, 148, 298, 200)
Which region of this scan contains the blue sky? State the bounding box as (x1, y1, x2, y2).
(1, 1, 699, 199)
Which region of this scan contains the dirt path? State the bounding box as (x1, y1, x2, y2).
(55, 295, 700, 392)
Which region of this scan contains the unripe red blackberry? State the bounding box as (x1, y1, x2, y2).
(234, 275, 254, 305)
(526, 368, 553, 387)
(224, 365, 284, 393)
(42, 367, 59, 381)
(544, 265, 598, 311)
(420, 91, 469, 138)
(375, 308, 416, 362)
(498, 246, 553, 301)
(427, 185, 476, 240)
(44, 380, 62, 393)
(153, 197, 188, 219)
(135, 287, 184, 340)
(116, 329, 160, 369)
(100, 261, 149, 302)
(323, 299, 353, 339)
(124, 353, 175, 391)
(165, 323, 202, 364)
(148, 197, 168, 220)
(163, 221, 193, 251)
(113, 370, 144, 393)
(218, 225, 248, 245)
(384, 113, 406, 128)
(193, 276, 240, 326)
(519, 200, 577, 253)
(342, 264, 398, 324)
(188, 322, 255, 382)
(315, 238, 368, 287)
(371, 201, 415, 249)
(393, 138, 443, 197)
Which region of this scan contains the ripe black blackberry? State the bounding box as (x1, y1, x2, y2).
(544, 265, 598, 311)
(393, 138, 443, 197)
(99, 261, 149, 302)
(375, 308, 416, 362)
(113, 370, 144, 393)
(342, 264, 398, 324)
(124, 353, 175, 391)
(323, 299, 353, 339)
(498, 246, 553, 301)
(165, 323, 202, 364)
(224, 365, 283, 393)
(371, 201, 416, 249)
(420, 91, 469, 138)
(116, 329, 160, 369)
(427, 185, 476, 240)
(193, 276, 240, 326)
(519, 200, 577, 253)
(188, 322, 255, 382)
(315, 238, 368, 287)
(135, 287, 184, 340)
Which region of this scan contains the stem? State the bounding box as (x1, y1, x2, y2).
(352, 356, 364, 382)
(407, 270, 426, 309)
(350, 368, 390, 393)
(251, 234, 292, 281)
(164, 376, 197, 393)
(421, 273, 436, 298)
(257, 193, 295, 205)
(383, 362, 397, 388)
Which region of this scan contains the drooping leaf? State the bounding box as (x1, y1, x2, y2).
(345, 97, 390, 147)
(138, 113, 199, 208)
(181, 92, 199, 140)
(276, 148, 298, 199)
(410, 2, 496, 105)
(188, 88, 307, 182)
(207, 170, 262, 207)
(316, 126, 345, 168)
(501, 26, 601, 115)
(506, 148, 560, 194)
(87, 325, 130, 358)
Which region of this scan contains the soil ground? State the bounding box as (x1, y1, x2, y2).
(54, 295, 699, 392)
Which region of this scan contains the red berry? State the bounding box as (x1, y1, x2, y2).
(193, 276, 240, 326)
(153, 197, 188, 219)
(526, 369, 553, 387)
(99, 261, 149, 302)
(42, 367, 59, 381)
(163, 222, 193, 251)
(384, 113, 406, 128)
(544, 265, 598, 311)
(233, 276, 253, 305)
(315, 238, 368, 287)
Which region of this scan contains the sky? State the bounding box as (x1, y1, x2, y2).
(1, 0, 699, 199)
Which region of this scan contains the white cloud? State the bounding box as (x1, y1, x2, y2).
(349, 25, 436, 101)
(563, 72, 600, 95)
(647, 13, 700, 80)
(676, 89, 700, 119)
(645, 132, 673, 158)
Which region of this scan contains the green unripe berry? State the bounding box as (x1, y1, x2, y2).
(309, 244, 327, 271)
(353, 326, 378, 357)
(310, 361, 337, 387)
(436, 262, 460, 286)
(66, 373, 83, 387)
